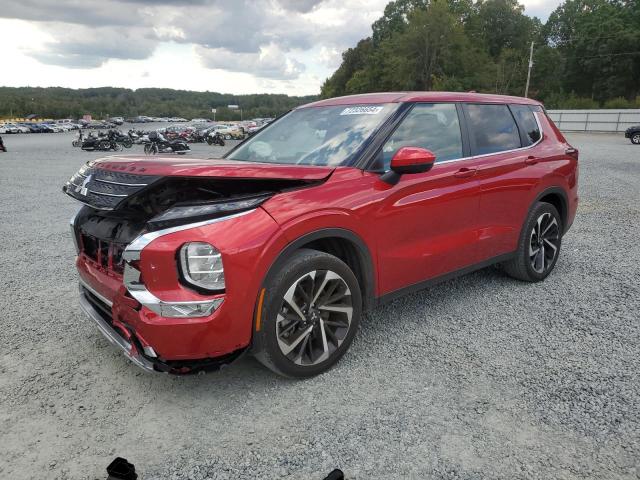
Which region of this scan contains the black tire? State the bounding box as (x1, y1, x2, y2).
(631, 133, 640, 145)
(502, 202, 563, 282)
(253, 248, 362, 378)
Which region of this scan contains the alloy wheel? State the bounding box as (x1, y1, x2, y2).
(276, 270, 353, 366)
(529, 212, 560, 273)
(632, 133, 640, 145)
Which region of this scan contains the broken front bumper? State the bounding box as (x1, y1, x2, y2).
(79, 281, 156, 372)
(78, 280, 245, 374)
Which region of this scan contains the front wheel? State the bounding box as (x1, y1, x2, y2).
(253, 249, 362, 378)
(631, 133, 640, 145)
(502, 202, 562, 282)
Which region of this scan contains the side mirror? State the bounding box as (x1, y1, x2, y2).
(381, 147, 436, 185)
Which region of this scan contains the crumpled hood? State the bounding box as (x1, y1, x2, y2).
(91, 155, 335, 180)
(63, 155, 333, 211)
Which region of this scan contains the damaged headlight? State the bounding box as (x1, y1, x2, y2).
(179, 242, 225, 291)
(147, 195, 270, 229)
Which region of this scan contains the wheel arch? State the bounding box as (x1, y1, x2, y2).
(257, 228, 376, 320)
(535, 187, 569, 234)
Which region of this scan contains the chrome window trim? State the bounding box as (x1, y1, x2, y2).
(381, 107, 544, 170)
(434, 110, 543, 166)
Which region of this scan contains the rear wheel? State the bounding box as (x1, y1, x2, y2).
(502, 202, 562, 282)
(253, 249, 362, 378)
(631, 133, 640, 145)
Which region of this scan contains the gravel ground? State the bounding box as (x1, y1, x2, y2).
(0, 129, 638, 480)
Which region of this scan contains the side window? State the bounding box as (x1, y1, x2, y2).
(378, 103, 463, 170)
(511, 104, 541, 146)
(466, 104, 521, 155)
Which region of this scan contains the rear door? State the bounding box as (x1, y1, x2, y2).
(372, 103, 482, 296)
(462, 103, 543, 260)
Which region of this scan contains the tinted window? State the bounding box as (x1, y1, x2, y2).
(511, 104, 541, 146)
(378, 103, 463, 170)
(466, 104, 521, 155)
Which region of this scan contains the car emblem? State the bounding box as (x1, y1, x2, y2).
(75, 174, 92, 196)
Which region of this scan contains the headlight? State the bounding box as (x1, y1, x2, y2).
(179, 242, 224, 291)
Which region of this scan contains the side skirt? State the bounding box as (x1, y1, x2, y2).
(375, 252, 516, 306)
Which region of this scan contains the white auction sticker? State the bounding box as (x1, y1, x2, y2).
(339, 106, 384, 115)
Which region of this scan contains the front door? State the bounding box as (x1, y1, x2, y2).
(372, 103, 481, 296)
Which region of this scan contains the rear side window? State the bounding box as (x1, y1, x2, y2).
(466, 104, 521, 155)
(378, 103, 463, 169)
(511, 104, 541, 146)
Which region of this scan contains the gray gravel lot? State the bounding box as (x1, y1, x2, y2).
(0, 129, 638, 480)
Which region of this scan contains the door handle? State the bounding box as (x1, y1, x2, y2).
(525, 155, 538, 165)
(454, 167, 477, 178)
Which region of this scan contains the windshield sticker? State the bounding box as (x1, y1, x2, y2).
(339, 106, 384, 115)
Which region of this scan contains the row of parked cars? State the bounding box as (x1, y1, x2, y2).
(0, 122, 80, 133)
(0, 119, 123, 133)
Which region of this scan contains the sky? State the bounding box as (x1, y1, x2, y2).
(0, 0, 562, 96)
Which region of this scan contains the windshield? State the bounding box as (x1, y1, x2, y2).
(226, 104, 396, 166)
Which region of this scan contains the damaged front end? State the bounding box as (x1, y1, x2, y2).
(65, 158, 329, 373)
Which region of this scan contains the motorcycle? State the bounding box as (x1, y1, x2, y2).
(81, 132, 124, 152)
(144, 131, 190, 155)
(206, 131, 226, 146)
(108, 129, 133, 148)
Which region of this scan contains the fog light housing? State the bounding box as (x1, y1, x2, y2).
(179, 242, 225, 291)
(159, 299, 223, 318)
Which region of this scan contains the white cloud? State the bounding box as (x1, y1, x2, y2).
(0, 0, 562, 94)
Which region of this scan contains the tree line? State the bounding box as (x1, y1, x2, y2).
(321, 0, 640, 108)
(0, 87, 317, 121)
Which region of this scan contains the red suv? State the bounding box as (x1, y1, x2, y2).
(65, 92, 578, 377)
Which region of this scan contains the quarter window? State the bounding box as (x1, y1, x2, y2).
(511, 104, 541, 146)
(378, 103, 463, 170)
(466, 104, 521, 155)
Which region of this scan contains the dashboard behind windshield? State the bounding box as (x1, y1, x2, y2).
(226, 104, 396, 166)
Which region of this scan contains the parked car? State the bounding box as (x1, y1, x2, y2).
(211, 124, 245, 140)
(64, 92, 578, 377)
(625, 126, 640, 144)
(0, 123, 23, 133)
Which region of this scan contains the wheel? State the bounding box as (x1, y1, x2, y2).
(253, 249, 362, 378)
(224, 134, 231, 140)
(631, 133, 640, 145)
(206, 137, 213, 145)
(502, 202, 562, 282)
(123, 139, 132, 148)
(72, 140, 79, 147)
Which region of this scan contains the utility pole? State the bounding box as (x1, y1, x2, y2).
(524, 41, 534, 98)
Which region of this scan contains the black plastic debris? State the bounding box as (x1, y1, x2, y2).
(106, 457, 137, 480)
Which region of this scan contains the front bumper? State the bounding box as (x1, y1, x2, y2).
(79, 281, 155, 372)
(78, 281, 245, 374)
